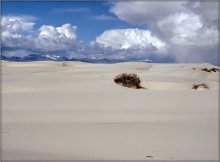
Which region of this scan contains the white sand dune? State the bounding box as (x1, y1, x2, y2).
(2, 61, 219, 160)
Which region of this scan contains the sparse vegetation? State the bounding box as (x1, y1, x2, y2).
(114, 73, 143, 89)
(62, 62, 74, 67)
(62, 62, 69, 67)
(201, 67, 219, 72)
(192, 83, 209, 90)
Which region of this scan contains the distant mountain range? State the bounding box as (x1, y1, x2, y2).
(1, 54, 152, 63)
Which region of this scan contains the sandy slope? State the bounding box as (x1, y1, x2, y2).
(2, 61, 219, 160)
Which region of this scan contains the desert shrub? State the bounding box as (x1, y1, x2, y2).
(62, 62, 69, 67)
(201, 67, 219, 72)
(114, 73, 143, 89)
(201, 68, 211, 72)
(192, 83, 209, 90)
(61, 62, 74, 67)
(210, 67, 219, 72)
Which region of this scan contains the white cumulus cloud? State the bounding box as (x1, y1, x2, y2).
(2, 15, 36, 33)
(39, 24, 76, 40)
(157, 12, 218, 47)
(96, 28, 166, 52)
(36, 24, 77, 52)
(2, 16, 77, 52)
(1, 15, 36, 48)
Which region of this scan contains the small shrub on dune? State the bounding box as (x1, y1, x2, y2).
(62, 62, 69, 67)
(114, 73, 143, 89)
(201, 67, 219, 72)
(210, 67, 219, 72)
(192, 83, 209, 90)
(62, 62, 73, 67)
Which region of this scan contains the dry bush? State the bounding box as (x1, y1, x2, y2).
(61, 62, 74, 67)
(210, 67, 219, 72)
(114, 73, 143, 89)
(201, 67, 219, 72)
(192, 83, 209, 90)
(62, 62, 69, 67)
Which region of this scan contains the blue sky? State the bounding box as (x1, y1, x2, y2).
(1, 1, 219, 64)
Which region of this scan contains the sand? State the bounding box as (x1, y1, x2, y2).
(1, 61, 219, 160)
